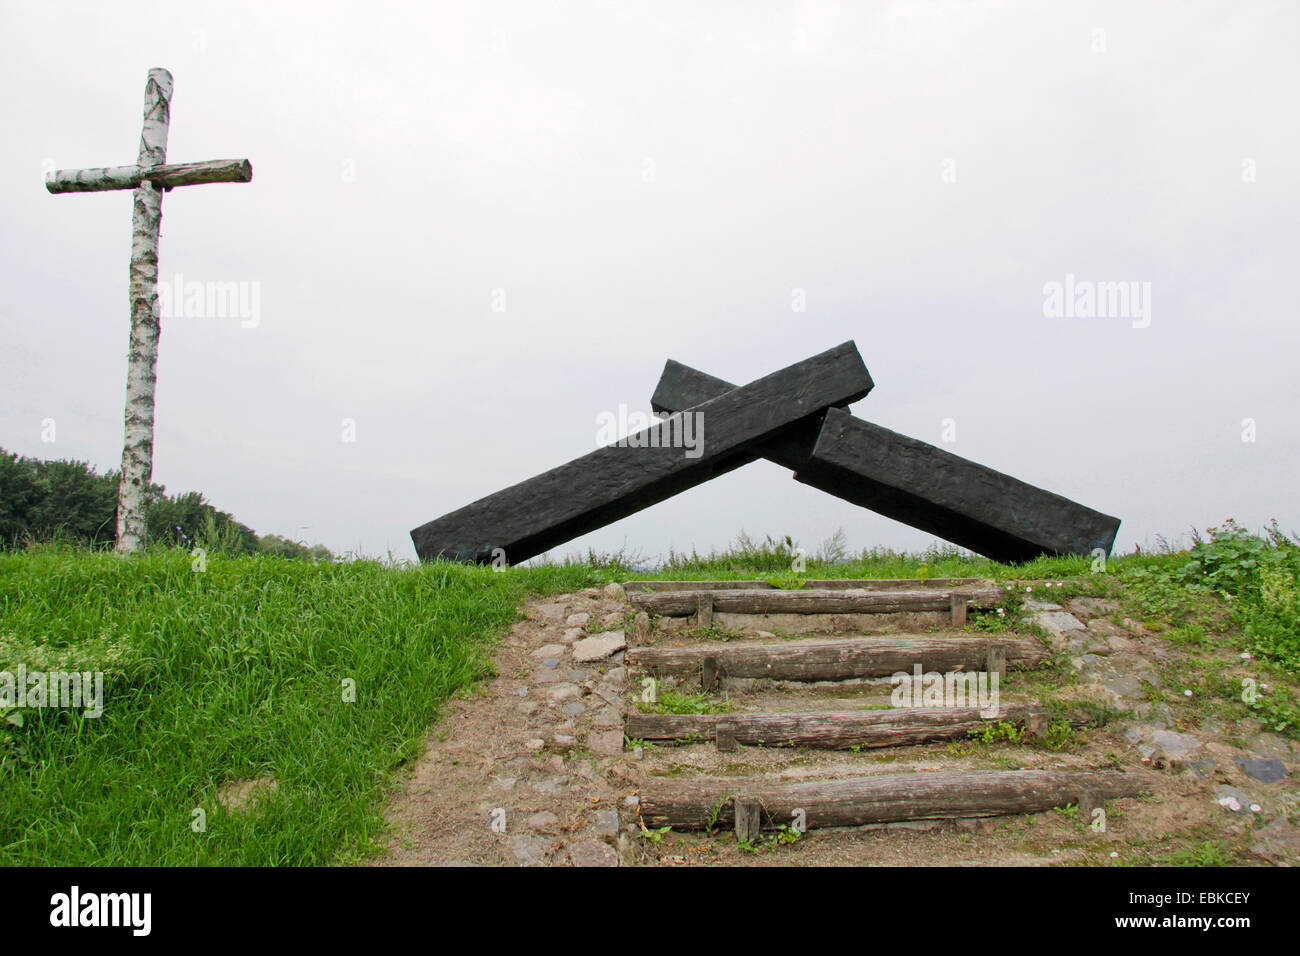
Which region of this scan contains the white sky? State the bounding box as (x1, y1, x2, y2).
(2, 1, 1297, 562)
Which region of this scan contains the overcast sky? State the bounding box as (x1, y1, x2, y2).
(2, 1, 1297, 564)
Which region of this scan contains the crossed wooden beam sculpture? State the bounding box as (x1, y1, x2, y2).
(410, 341, 1120, 565)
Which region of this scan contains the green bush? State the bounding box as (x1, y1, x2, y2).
(0, 447, 330, 559)
(1130, 520, 1300, 673)
(1244, 562, 1300, 674)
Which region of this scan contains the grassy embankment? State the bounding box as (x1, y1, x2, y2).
(2, 522, 1296, 865)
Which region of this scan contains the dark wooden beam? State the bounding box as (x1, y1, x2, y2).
(799, 409, 1122, 563)
(651, 362, 1120, 563)
(411, 343, 873, 563)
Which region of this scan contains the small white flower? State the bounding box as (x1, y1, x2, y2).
(1218, 796, 1241, 812)
(1250, 804, 1262, 813)
(1241, 652, 1252, 660)
(1183, 689, 1193, 697)
(1025, 587, 1032, 593)
(1109, 852, 1119, 858)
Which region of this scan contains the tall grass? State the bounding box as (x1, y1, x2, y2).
(644, 530, 1104, 582)
(0, 547, 603, 865)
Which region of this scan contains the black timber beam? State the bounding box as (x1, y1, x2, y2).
(650, 361, 1120, 563)
(411, 342, 873, 564)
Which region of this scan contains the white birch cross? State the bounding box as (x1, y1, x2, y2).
(45, 68, 252, 553)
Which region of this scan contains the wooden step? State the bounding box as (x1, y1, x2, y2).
(623, 577, 990, 593)
(629, 586, 1003, 617)
(627, 704, 1069, 750)
(626, 635, 1047, 681)
(637, 768, 1159, 831)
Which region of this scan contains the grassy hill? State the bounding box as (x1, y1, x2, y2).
(1, 524, 1296, 865)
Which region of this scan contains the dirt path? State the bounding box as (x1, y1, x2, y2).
(371, 584, 1299, 867)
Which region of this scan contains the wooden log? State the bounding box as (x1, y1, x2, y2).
(651, 362, 1121, 563)
(627, 704, 1057, 749)
(626, 635, 1048, 680)
(696, 594, 713, 627)
(700, 656, 720, 692)
(622, 578, 988, 593)
(1077, 790, 1100, 822)
(628, 586, 1003, 617)
(950, 591, 969, 627)
(734, 799, 762, 841)
(715, 718, 738, 752)
(985, 642, 1008, 679)
(638, 769, 1160, 830)
(45, 158, 253, 194)
(1026, 709, 1049, 736)
(410, 343, 873, 564)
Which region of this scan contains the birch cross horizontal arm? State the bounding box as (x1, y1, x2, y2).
(410, 342, 874, 564)
(651, 360, 1120, 563)
(45, 159, 252, 194)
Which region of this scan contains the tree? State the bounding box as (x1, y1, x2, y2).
(0, 447, 329, 558)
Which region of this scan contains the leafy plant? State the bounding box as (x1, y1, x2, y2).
(1245, 563, 1300, 673)
(1158, 840, 1236, 866)
(765, 571, 807, 590)
(638, 823, 672, 844)
(639, 688, 733, 715)
(1039, 719, 1084, 751)
(737, 823, 802, 853)
(968, 720, 1025, 744)
(1247, 684, 1300, 738)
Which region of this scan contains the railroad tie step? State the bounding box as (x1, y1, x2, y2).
(622, 578, 992, 593)
(626, 703, 1087, 750)
(637, 769, 1160, 831)
(628, 585, 1004, 618)
(626, 635, 1046, 682)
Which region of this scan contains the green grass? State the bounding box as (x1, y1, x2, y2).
(4, 519, 1297, 865)
(644, 536, 1099, 582)
(0, 546, 605, 865)
(639, 687, 733, 715)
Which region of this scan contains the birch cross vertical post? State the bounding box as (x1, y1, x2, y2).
(120, 68, 170, 555)
(45, 69, 253, 552)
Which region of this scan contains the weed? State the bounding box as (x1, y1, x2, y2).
(639, 688, 733, 716)
(1158, 840, 1237, 866)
